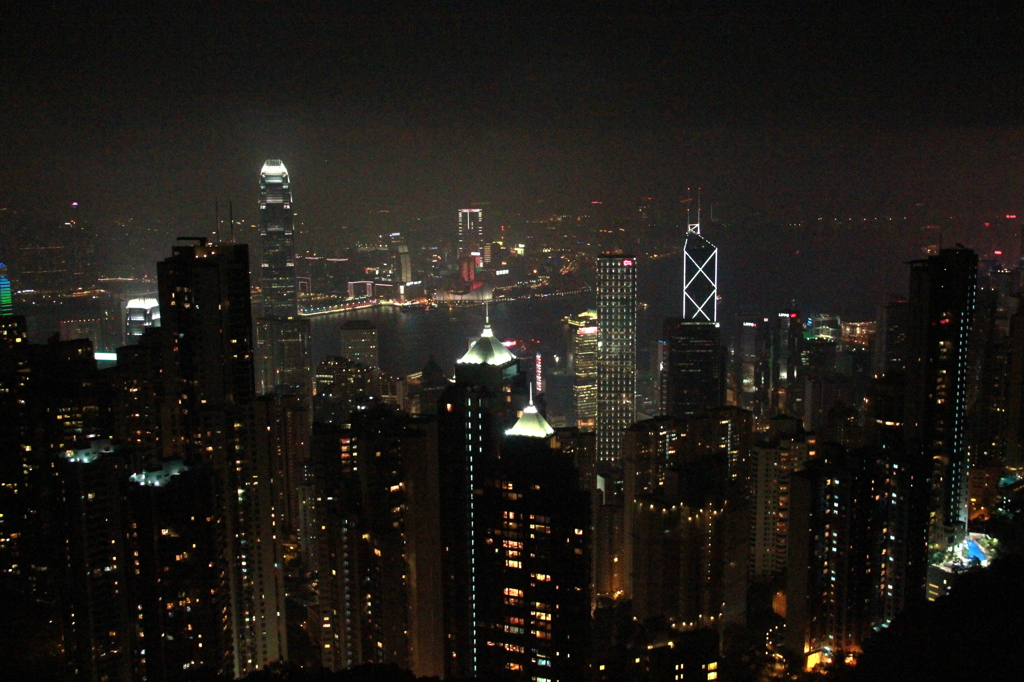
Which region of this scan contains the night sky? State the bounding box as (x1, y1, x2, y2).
(2, 3, 1022, 244)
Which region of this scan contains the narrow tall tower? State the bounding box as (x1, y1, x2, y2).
(596, 254, 637, 464)
(256, 160, 312, 397)
(905, 248, 977, 553)
(682, 217, 718, 322)
(259, 160, 297, 318)
(663, 218, 723, 417)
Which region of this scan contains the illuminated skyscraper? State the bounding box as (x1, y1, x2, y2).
(256, 160, 312, 397)
(437, 312, 520, 678)
(596, 254, 637, 464)
(259, 160, 297, 318)
(124, 297, 160, 342)
(0, 263, 12, 316)
(905, 248, 977, 552)
(458, 208, 483, 259)
(662, 220, 723, 418)
(567, 310, 599, 430)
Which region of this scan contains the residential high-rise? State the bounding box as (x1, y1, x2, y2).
(158, 239, 255, 413)
(475, 399, 590, 681)
(749, 415, 817, 580)
(786, 445, 916, 670)
(339, 319, 379, 368)
(157, 238, 287, 676)
(458, 208, 483, 260)
(596, 254, 637, 465)
(56, 441, 135, 682)
(904, 248, 978, 553)
(259, 159, 297, 318)
(128, 458, 224, 681)
(310, 406, 443, 677)
(566, 310, 598, 430)
(437, 311, 520, 678)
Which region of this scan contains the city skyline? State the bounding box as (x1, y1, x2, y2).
(2, 4, 1024, 682)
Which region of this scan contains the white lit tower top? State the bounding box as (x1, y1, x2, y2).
(682, 209, 718, 322)
(458, 208, 483, 258)
(259, 160, 297, 318)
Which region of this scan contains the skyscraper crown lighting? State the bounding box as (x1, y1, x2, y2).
(259, 159, 297, 319)
(682, 219, 718, 322)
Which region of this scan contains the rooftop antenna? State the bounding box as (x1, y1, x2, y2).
(214, 199, 219, 242)
(229, 201, 234, 243)
(485, 301, 490, 326)
(528, 381, 534, 406)
(687, 188, 701, 235)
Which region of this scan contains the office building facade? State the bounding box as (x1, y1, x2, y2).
(259, 159, 298, 319)
(596, 254, 637, 465)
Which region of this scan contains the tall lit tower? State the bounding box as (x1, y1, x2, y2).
(256, 160, 311, 397)
(905, 247, 977, 553)
(596, 254, 637, 464)
(567, 310, 599, 430)
(663, 217, 723, 417)
(458, 208, 483, 258)
(259, 160, 297, 318)
(0, 263, 12, 316)
(682, 216, 717, 322)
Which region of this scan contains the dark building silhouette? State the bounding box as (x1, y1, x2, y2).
(310, 406, 443, 676)
(56, 441, 135, 682)
(904, 248, 977, 554)
(436, 312, 520, 678)
(662, 319, 724, 418)
(476, 400, 591, 680)
(787, 445, 918, 670)
(156, 239, 288, 675)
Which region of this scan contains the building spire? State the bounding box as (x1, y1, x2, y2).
(481, 302, 494, 338)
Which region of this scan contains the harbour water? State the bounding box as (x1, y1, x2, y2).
(307, 254, 685, 415)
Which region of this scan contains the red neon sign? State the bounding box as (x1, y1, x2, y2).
(623, 259, 633, 266)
